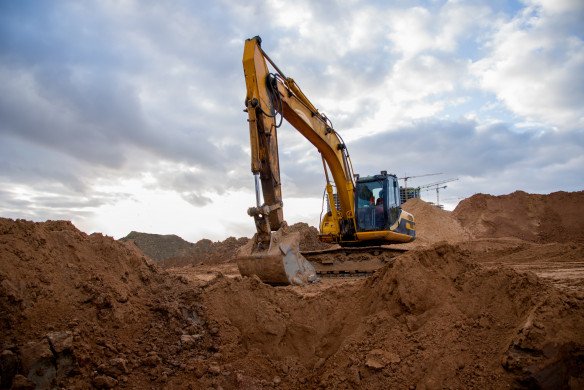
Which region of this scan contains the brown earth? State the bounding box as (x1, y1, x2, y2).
(1, 190, 584, 389)
(158, 236, 249, 269)
(202, 244, 584, 389)
(0, 219, 216, 389)
(453, 190, 584, 243)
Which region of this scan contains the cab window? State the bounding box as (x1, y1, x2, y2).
(356, 180, 385, 231)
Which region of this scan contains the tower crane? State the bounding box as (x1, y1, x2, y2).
(399, 173, 442, 201)
(419, 178, 459, 208)
(424, 185, 447, 208)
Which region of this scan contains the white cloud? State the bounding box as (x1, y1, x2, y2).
(386, 2, 491, 57)
(526, 0, 583, 14)
(472, 0, 584, 130)
(387, 7, 434, 57)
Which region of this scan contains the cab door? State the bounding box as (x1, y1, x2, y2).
(386, 177, 400, 226)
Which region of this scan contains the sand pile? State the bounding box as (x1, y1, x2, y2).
(453, 190, 584, 243)
(287, 222, 334, 251)
(201, 243, 584, 388)
(343, 244, 584, 388)
(401, 198, 471, 248)
(0, 218, 216, 389)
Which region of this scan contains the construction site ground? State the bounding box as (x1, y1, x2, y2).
(1, 191, 583, 389)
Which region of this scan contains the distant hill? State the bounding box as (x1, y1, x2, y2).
(118, 222, 332, 268)
(118, 231, 250, 267)
(119, 231, 194, 261)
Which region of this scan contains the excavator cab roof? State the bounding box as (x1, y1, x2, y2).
(355, 171, 398, 183)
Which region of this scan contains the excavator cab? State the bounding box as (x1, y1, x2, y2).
(350, 171, 415, 245)
(355, 172, 401, 231)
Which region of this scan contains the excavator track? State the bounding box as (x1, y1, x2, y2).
(302, 246, 408, 277)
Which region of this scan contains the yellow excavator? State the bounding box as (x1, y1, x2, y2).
(236, 36, 415, 285)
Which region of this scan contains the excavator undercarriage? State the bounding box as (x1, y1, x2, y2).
(237, 232, 408, 283)
(302, 246, 408, 277)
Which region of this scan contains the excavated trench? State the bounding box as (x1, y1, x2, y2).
(199, 244, 584, 388)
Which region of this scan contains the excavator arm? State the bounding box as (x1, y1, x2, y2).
(242, 36, 285, 236)
(238, 36, 359, 285)
(242, 36, 356, 242)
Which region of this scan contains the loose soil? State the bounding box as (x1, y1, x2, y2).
(1, 190, 583, 389)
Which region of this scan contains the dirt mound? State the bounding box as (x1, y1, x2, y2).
(200, 243, 584, 388)
(287, 222, 334, 251)
(400, 198, 471, 248)
(119, 231, 194, 261)
(0, 218, 217, 389)
(3, 187, 584, 389)
(453, 190, 584, 243)
(349, 245, 584, 388)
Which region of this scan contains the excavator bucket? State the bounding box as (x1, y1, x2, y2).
(236, 230, 318, 285)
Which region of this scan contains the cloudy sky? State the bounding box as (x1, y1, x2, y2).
(1, 0, 583, 242)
